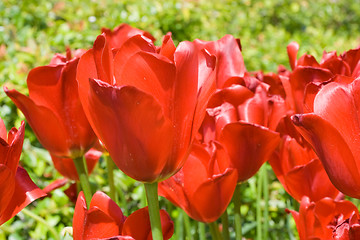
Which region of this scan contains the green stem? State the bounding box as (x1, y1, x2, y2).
(262, 165, 269, 240)
(21, 208, 60, 240)
(144, 182, 163, 240)
(221, 209, 230, 240)
(209, 221, 223, 240)
(256, 170, 263, 240)
(105, 154, 116, 202)
(183, 210, 193, 240)
(176, 209, 184, 240)
(73, 156, 92, 208)
(233, 184, 242, 240)
(198, 222, 206, 240)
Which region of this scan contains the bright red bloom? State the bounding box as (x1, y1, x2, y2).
(287, 196, 358, 240)
(204, 83, 281, 182)
(73, 191, 174, 240)
(5, 49, 97, 158)
(77, 33, 216, 182)
(292, 78, 360, 198)
(0, 119, 45, 225)
(269, 135, 339, 202)
(159, 141, 237, 223)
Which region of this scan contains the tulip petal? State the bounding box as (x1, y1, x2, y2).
(5, 88, 70, 156)
(87, 79, 174, 182)
(292, 114, 360, 198)
(190, 168, 237, 223)
(287, 41, 299, 70)
(113, 35, 156, 82)
(0, 167, 46, 225)
(0, 165, 15, 220)
(122, 207, 174, 240)
(0, 118, 6, 140)
(73, 192, 86, 240)
(90, 191, 126, 226)
(114, 50, 176, 118)
(314, 80, 360, 163)
(284, 159, 339, 202)
(220, 122, 280, 182)
(0, 121, 24, 173)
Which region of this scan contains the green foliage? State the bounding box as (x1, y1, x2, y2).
(1, 0, 360, 239)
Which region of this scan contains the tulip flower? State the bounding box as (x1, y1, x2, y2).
(292, 78, 360, 198)
(205, 83, 282, 183)
(77, 33, 216, 183)
(5, 49, 97, 158)
(287, 196, 358, 240)
(77, 32, 216, 239)
(73, 191, 174, 240)
(0, 118, 45, 225)
(159, 141, 237, 223)
(333, 211, 360, 240)
(269, 135, 340, 202)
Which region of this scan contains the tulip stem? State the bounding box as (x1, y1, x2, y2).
(183, 210, 193, 240)
(209, 221, 223, 240)
(256, 169, 263, 240)
(221, 209, 230, 240)
(105, 154, 116, 202)
(21, 207, 60, 240)
(262, 165, 269, 240)
(233, 183, 242, 240)
(198, 222, 206, 240)
(73, 156, 92, 208)
(144, 182, 163, 240)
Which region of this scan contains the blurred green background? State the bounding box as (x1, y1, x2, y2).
(0, 0, 360, 239)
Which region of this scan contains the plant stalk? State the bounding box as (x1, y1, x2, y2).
(144, 182, 163, 240)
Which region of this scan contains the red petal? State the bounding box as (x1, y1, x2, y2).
(0, 121, 24, 174)
(90, 191, 126, 226)
(0, 167, 46, 225)
(190, 168, 237, 223)
(289, 66, 333, 113)
(122, 207, 174, 240)
(101, 23, 155, 49)
(284, 159, 339, 202)
(0, 165, 15, 221)
(292, 114, 360, 198)
(113, 35, 156, 83)
(73, 192, 87, 240)
(219, 122, 280, 182)
(159, 33, 176, 61)
(87, 80, 175, 182)
(287, 41, 299, 70)
(5, 88, 71, 156)
(0, 118, 6, 140)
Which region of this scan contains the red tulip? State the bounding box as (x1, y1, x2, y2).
(77, 33, 216, 182)
(204, 83, 281, 182)
(159, 141, 237, 222)
(73, 191, 174, 240)
(333, 211, 360, 240)
(287, 196, 358, 240)
(0, 119, 45, 225)
(269, 135, 339, 202)
(51, 148, 102, 181)
(292, 78, 360, 198)
(5, 49, 97, 158)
